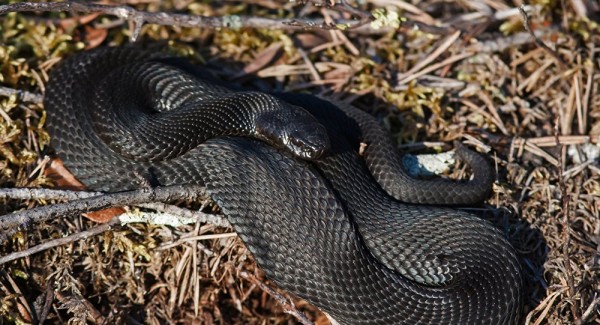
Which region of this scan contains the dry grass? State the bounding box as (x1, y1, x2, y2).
(1, 0, 599, 324)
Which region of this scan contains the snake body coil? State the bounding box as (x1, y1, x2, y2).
(44, 47, 523, 324)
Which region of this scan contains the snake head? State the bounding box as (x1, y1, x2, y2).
(256, 104, 330, 160)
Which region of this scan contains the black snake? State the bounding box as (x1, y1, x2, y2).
(44, 46, 523, 324)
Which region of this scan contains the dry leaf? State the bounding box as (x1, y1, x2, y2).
(45, 158, 123, 223)
(58, 13, 101, 31)
(44, 158, 87, 191)
(294, 33, 330, 49)
(84, 25, 108, 49)
(83, 206, 126, 223)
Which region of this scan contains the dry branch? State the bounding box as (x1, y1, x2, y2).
(0, 181, 311, 325)
(554, 116, 580, 322)
(0, 218, 120, 265)
(137, 202, 231, 228)
(0, 185, 206, 242)
(240, 271, 314, 325)
(0, 187, 230, 227)
(0, 187, 101, 201)
(518, 5, 569, 70)
(0, 1, 392, 39)
(0, 86, 44, 104)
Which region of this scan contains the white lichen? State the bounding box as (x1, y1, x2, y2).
(222, 15, 242, 29)
(402, 151, 457, 178)
(370, 8, 401, 30)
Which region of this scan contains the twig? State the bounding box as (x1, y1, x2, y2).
(396, 30, 461, 82)
(310, 0, 454, 34)
(0, 187, 229, 226)
(0, 85, 44, 104)
(0, 185, 205, 242)
(298, 0, 373, 27)
(554, 116, 580, 322)
(0, 1, 391, 39)
(0, 187, 101, 201)
(395, 51, 472, 86)
(0, 192, 231, 267)
(239, 271, 314, 325)
(328, 0, 374, 29)
(468, 30, 553, 53)
(514, 135, 599, 147)
(0, 218, 120, 266)
(157, 232, 237, 251)
(579, 295, 600, 324)
(38, 283, 55, 324)
(54, 285, 106, 323)
(518, 5, 569, 71)
(0, 270, 36, 322)
(136, 202, 231, 228)
(334, 0, 371, 18)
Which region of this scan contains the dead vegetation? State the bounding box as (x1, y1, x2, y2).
(0, 0, 599, 324)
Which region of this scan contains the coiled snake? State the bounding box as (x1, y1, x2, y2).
(44, 47, 523, 324)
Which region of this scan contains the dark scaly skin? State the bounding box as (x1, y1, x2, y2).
(133, 56, 495, 205)
(43, 47, 523, 324)
(46, 47, 329, 165)
(323, 100, 494, 205)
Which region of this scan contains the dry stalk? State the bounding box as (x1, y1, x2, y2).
(0, 185, 206, 242)
(0, 1, 390, 38)
(554, 116, 580, 323)
(0, 218, 120, 266)
(518, 5, 569, 71)
(240, 271, 314, 325)
(0, 86, 44, 104)
(0, 187, 101, 201)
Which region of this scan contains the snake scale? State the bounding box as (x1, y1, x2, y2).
(44, 46, 523, 324)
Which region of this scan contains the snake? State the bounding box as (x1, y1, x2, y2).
(44, 46, 523, 324)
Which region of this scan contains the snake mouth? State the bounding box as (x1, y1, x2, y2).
(288, 128, 330, 160)
(255, 123, 330, 160)
(254, 104, 331, 160)
(287, 137, 329, 160)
